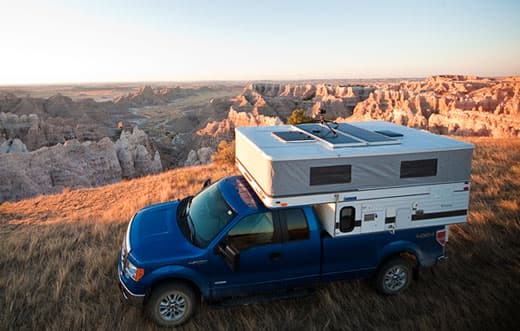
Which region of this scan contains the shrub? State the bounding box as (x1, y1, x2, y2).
(211, 140, 235, 165)
(287, 109, 314, 125)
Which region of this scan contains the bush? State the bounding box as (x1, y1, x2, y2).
(287, 109, 314, 125)
(211, 140, 235, 165)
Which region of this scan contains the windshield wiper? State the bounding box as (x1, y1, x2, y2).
(177, 196, 193, 219)
(185, 198, 192, 216)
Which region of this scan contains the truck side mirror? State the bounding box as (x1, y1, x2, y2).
(215, 241, 240, 272)
(201, 178, 212, 190)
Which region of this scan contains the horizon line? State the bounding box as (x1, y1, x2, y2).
(1, 74, 519, 88)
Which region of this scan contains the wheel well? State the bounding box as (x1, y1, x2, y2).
(147, 277, 201, 302)
(380, 251, 419, 269)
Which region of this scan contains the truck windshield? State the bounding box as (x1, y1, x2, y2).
(187, 181, 235, 248)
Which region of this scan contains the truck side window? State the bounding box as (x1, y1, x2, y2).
(279, 208, 310, 241)
(339, 207, 355, 233)
(228, 212, 274, 251)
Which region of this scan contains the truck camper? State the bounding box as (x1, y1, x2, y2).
(118, 121, 474, 327)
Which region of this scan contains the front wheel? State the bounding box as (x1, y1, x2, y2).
(146, 282, 197, 327)
(375, 257, 412, 295)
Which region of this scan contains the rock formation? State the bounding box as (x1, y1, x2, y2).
(226, 77, 520, 137)
(113, 85, 197, 107)
(185, 108, 282, 166)
(0, 112, 111, 150)
(0, 127, 162, 202)
(0, 138, 28, 154)
(183, 147, 215, 166)
(229, 83, 375, 120)
(115, 127, 162, 178)
(346, 75, 520, 137)
(198, 107, 283, 139)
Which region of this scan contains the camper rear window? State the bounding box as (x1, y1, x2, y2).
(310, 165, 351, 185)
(400, 159, 438, 178)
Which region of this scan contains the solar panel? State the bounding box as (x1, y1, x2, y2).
(374, 130, 404, 138)
(296, 124, 364, 146)
(336, 123, 396, 143)
(272, 131, 315, 142)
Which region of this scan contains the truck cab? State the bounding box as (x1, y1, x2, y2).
(119, 175, 447, 327)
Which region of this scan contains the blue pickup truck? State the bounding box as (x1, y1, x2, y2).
(118, 175, 448, 327)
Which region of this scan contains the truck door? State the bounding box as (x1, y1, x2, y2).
(276, 208, 321, 287)
(320, 204, 381, 280)
(209, 211, 284, 297)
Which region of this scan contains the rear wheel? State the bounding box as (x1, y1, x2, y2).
(375, 257, 412, 295)
(146, 283, 197, 327)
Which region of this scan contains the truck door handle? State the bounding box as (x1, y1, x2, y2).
(269, 252, 282, 261)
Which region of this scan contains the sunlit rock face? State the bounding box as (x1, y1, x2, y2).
(341, 76, 520, 137)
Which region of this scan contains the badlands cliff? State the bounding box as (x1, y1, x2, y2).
(229, 83, 374, 119)
(0, 127, 161, 202)
(218, 76, 520, 137)
(347, 76, 520, 137)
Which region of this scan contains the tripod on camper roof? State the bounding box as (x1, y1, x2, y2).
(317, 108, 338, 138)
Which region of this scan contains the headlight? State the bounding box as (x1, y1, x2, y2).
(124, 260, 144, 282)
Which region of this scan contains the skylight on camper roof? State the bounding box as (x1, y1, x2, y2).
(336, 123, 400, 145)
(272, 131, 315, 142)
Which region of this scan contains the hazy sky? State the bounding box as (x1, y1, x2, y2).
(1, 0, 519, 84)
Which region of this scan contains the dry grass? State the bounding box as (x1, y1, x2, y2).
(1, 139, 520, 330)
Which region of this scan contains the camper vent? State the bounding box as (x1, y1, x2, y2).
(374, 130, 404, 138)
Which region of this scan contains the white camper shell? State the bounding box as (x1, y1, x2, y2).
(235, 121, 474, 237)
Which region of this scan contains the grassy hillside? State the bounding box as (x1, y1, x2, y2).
(1, 138, 519, 330)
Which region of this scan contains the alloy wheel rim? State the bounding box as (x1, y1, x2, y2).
(158, 292, 187, 321)
(383, 266, 407, 291)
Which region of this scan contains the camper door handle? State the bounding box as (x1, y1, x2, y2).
(389, 224, 396, 235)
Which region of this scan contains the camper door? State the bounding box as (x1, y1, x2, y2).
(335, 202, 362, 236)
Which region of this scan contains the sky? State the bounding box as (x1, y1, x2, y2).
(0, 0, 519, 84)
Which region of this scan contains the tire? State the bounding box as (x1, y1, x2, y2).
(146, 282, 197, 327)
(375, 257, 412, 295)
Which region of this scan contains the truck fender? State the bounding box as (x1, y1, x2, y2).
(377, 240, 424, 269)
(143, 265, 209, 298)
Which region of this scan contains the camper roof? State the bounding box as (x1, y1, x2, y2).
(236, 121, 473, 161)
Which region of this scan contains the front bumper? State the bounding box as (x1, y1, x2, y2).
(118, 273, 145, 306)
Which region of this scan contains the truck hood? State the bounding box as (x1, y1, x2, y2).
(128, 201, 202, 266)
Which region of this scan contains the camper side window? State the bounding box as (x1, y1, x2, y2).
(339, 207, 356, 233)
(400, 159, 438, 178)
(310, 165, 351, 185)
